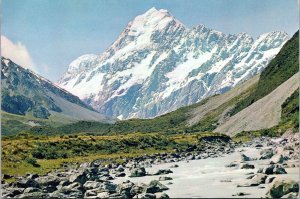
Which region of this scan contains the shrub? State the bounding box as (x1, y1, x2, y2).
(25, 157, 40, 167)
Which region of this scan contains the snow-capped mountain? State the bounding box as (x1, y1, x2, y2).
(58, 7, 289, 119)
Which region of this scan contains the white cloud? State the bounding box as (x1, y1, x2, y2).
(1, 35, 37, 72)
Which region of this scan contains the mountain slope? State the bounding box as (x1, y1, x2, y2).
(215, 73, 299, 135)
(215, 31, 299, 135)
(1, 58, 112, 124)
(58, 7, 288, 119)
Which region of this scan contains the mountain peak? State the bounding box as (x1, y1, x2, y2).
(127, 7, 183, 34)
(143, 7, 169, 16)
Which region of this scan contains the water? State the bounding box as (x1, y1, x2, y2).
(112, 147, 299, 198)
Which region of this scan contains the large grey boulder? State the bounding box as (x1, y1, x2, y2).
(267, 178, 299, 198)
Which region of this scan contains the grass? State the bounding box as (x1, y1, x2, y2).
(1, 111, 75, 136)
(2, 132, 230, 177)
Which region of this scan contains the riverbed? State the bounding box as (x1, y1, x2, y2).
(113, 146, 299, 198)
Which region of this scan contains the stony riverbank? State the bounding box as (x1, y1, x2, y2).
(2, 134, 299, 198)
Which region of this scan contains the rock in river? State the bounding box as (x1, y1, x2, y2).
(267, 178, 299, 198)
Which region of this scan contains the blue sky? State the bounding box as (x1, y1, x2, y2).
(2, 0, 298, 81)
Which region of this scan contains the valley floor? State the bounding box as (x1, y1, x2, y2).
(2, 133, 299, 198)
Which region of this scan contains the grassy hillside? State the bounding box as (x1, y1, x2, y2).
(229, 31, 299, 116)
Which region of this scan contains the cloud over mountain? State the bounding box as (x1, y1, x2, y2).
(1, 35, 36, 72)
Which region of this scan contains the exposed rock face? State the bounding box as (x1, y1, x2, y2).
(58, 7, 288, 119)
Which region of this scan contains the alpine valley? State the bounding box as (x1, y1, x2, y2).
(58, 7, 289, 119)
(2, 6, 299, 199)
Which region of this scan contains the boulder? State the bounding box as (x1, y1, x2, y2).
(225, 161, 239, 168)
(262, 165, 275, 175)
(267, 178, 299, 198)
(35, 175, 61, 192)
(50, 182, 83, 198)
(14, 179, 39, 189)
(26, 174, 39, 180)
(273, 167, 287, 174)
(83, 181, 102, 190)
(155, 192, 170, 199)
(265, 176, 276, 184)
(116, 165, 125, 172)
(2, 188, 24, 198)
(137, 193, 156, 199)
(240, 163, 255, 169)
(281, 192, 299, 198)
(130, 183, 147, 196)
(151, 169, 173, 175)
(232, 192, 250, 196)
(95, 191, 110, 198)
(270, 154, 285, 164)
(129, 167, 146, 177)
(240, 154, 252, 162)
(259, 149, 274, 160)
(17, 191, 47, 198)
(145, 180, 169, 193)
(23, 187, 41, 193)
(115, 172, 126, 177)
(116, 181, 134, 198)
(69, 171, 88, 185)
(238, 174, 267, 187)
(260, 165, 287, 175)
